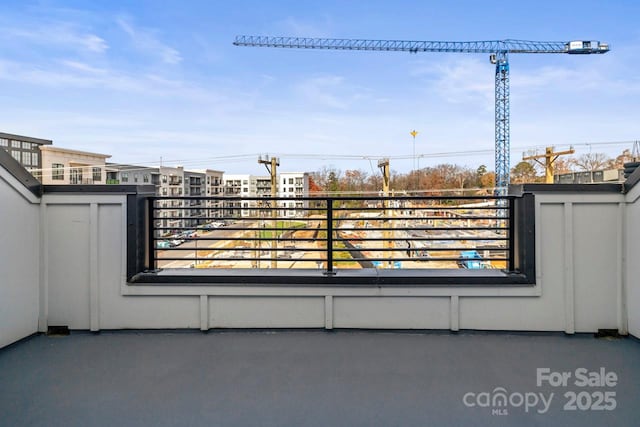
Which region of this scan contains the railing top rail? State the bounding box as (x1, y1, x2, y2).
(149, 195, 515, 201)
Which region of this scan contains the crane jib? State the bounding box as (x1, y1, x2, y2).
(233, 36, 609, 54)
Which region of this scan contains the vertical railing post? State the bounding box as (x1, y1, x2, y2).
(325, 198, 334, 275)
(147, 197, 156, 271)
(507, 196, 515, 272)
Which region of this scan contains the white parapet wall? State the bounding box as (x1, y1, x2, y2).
(37, 188, 631, 334)
(0, 165, 41, 348)
(625, 180, 640, 338)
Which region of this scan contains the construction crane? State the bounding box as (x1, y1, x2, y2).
(233, 36, 609, 193)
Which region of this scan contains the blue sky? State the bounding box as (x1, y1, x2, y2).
(0, 0, 638, 175)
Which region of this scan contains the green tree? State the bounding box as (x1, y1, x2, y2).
(510, 161, 538, 184)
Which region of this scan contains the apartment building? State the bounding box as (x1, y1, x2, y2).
(184, 170, 205, 227)
(203, 169, 224, 220)
(222, 172, 310, 218)
(0, 132, 52, 180)
(108, 164, 160, 186)
(279, 172, 310, 217)
(222, 174, 250, 217)
(107, 165, 226, 231)
(39, 146, 111, 185)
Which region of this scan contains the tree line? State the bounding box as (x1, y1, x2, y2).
(310, 149, 637, 194)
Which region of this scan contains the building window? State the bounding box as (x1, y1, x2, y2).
(52, 163, 64, 180)
(162, 188, 167, 195)
(22, 141, 32, 150)
(161, 175, 167, 183)
(143, 174, 149, 183)
(289, 178, 294, 184)
(70, 168, 83, 185)
(11, 151, 21, 162)
(121, 172, 128, 183)
(92, 167, 102, 182)
(31, 152, 39, 167)
(10, 140, 20, 148)
(0, 138, 8, 147)
(22, 152, 31, 166)
(134, 173, 139, 183)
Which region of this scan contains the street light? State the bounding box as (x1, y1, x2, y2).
(410, 130, 419, 191)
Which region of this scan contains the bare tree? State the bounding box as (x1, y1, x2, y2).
(570, 152, 611, 172)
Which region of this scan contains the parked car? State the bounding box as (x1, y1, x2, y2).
(170, 239, 184, 247)
(156, 240, 172, 249)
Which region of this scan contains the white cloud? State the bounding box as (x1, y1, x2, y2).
(293, 75, 380, 111)
(1, 24, 108, 53)
(59, 60, 108, 75)
(277, 16, 332, 38)
(0, 58, 230, 103)
(410, 57, 495, 109)
(116, 16, 182, 64)
(82, 34, 109, 52)
(295, 75, 348, 109)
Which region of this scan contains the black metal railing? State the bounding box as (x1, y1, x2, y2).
(147, 196, 514, 274)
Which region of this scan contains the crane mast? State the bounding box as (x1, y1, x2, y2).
(234, 36, 609, 192)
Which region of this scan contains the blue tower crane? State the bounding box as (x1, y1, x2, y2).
(233, 36, 609, 192)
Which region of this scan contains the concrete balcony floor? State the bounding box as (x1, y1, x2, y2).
(1, 330, 639, 427)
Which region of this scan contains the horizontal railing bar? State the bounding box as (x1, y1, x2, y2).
(156, 257, 328, 262)
(337, 237, 509, 242)
(153, 239, 508, 246)
(151, 195, 512, 201)
(152, 205, 508, 211)
(158, 246, 508, 253)
(151, 209, 307, 212)
(331, 206, 509, 211)
(152, 215, 507, 221)
(336, 226, 507, 231)
(155, 257, 508, 263)
(343, 257, 508, 262)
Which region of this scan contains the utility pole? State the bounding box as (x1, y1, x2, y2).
(378, 159, 393, 268)
(523, 146, 575, 183)
(258, 155, 279, 268)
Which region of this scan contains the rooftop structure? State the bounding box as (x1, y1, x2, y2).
(39, 145, 111, 185)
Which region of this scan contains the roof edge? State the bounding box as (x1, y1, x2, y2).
(0, 132, 52, 145)
(624, 165, 640, 193)
(0, 148, 42, 197)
